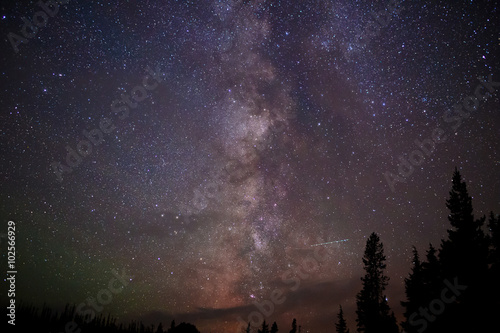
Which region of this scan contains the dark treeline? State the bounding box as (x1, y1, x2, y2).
(13, 168, 500, 333)
(396, 167, 500, 333)
(332, 167, 499, 333)
(15, 302, 198, 333)
(248, 168, 499, 332)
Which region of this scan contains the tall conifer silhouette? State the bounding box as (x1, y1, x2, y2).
(335, 305, 349, 333)
(356, 232, 398, 333)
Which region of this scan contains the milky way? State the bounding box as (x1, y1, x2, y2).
(1, 1, 499, 332)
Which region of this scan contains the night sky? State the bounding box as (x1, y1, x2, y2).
(1, 0, 499, 332)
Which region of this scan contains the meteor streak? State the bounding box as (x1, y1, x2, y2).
(310, 239, 349, 247)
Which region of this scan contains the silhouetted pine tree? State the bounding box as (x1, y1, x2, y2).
(270, 321, 278, 333)
(401, 246, 425, 333)
(355, 232, 398, 333)
(439, 168, 489, 282)
(245, 322, 252, 333)
(168, 320, 176, 333)
(156, 322, 164, 333)
(258, 320, 269, 333)
(335, 305, 349, 333)
(438, 168, 489, 331)
(289, 319, 297, 333)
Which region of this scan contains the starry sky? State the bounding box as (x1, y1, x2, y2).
(1, 0, 499, 332)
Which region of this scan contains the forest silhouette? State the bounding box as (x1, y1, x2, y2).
(13, 168, 500, 332)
